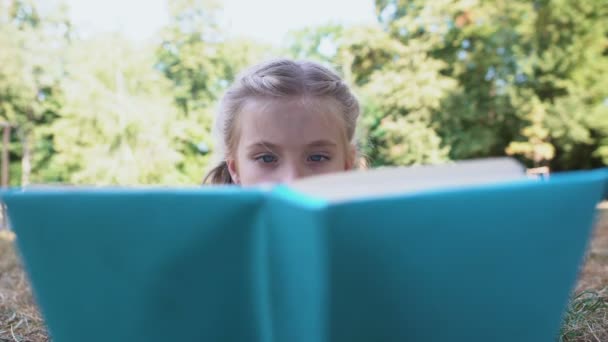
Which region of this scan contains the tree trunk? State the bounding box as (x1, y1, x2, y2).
(1, 124, 10, 230)
(2, 125, 10, 187)
(21, 131, 31, 186)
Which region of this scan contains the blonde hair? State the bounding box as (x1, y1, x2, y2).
(203, 58, 361, 184)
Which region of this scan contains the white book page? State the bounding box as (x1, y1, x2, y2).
(290, 157, 530, 202)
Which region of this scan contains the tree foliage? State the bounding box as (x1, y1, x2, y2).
(0, 0, 605, 186)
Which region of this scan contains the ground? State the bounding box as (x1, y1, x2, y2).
(0, 230, 47, 342)
(0, 209, 607, 342)
(562, 208, 608, 341)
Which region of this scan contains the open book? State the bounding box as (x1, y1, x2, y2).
(2, 158, 607, 342)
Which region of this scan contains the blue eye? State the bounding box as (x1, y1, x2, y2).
(256, 154, 278, 163)
(308, 154, 330, 162)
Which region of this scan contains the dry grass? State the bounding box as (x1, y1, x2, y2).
(560, 209, 608, 342)
(0, 231, 48, 342)
(0, 210, 607, 342)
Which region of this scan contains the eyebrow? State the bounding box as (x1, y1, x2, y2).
(246, 140, 338, 151)
(306, 140, 338, 148)
(247, 141, 280, 152)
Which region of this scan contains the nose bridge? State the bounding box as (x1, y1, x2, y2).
(281, 158, 305, 183)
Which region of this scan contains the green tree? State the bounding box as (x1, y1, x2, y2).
(47, 35, 185, 185)
(506, 96, 555, 167)
(0, 0, 71, 185)
(530, 0, 608, 170)
(283, 24, 344, 66)
(375, 0, 608, 170)
(342, 26, 455, 166)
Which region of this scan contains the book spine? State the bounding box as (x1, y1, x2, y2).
(258, 188, 329, 342)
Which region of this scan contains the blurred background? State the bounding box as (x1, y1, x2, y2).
(0, 0, 607, 187)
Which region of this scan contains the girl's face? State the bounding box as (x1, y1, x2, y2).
(227, 97, 354, 186)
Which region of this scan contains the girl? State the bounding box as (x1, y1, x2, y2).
(203, 58, 362, 186)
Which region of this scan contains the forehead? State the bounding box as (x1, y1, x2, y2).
(237, 96, 346, 144)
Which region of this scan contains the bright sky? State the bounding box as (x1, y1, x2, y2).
(58, 0, 377, 45)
